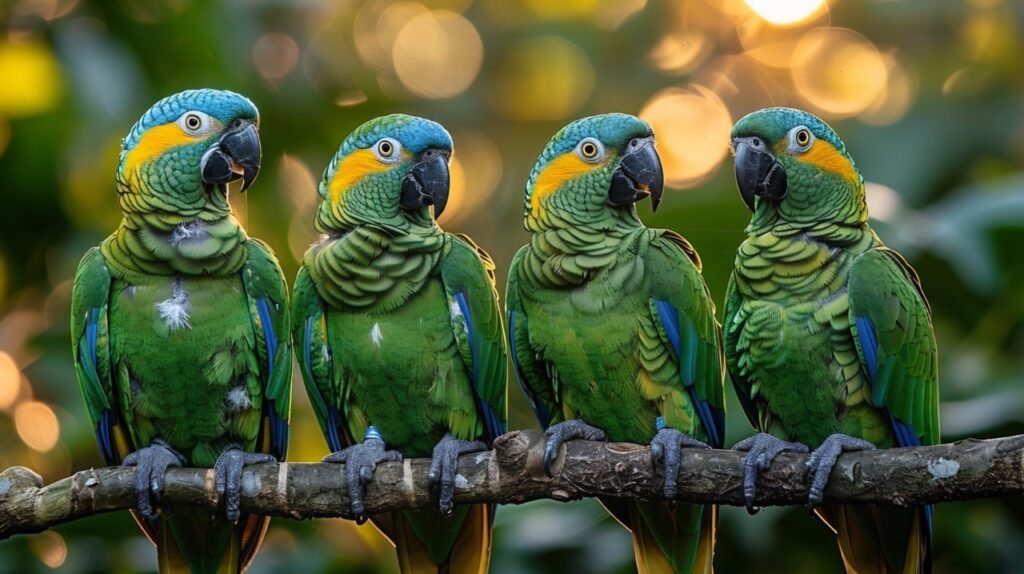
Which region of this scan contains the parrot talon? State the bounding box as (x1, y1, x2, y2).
(213, 446, 277, 522)
(322, 437, 402, 522)
(733, 433, 809, 515)
(649, 428, 710, 499)
(804, 433, 875, 508)
(542, 419, 608, 477)
(428, 433, 488, 515)
(122, 439, 186, 521)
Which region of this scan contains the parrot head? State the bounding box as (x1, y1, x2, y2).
(117, 89, 261, 213)
(317, 114, 453, 233)
(525, 113, 664, 231)
(730, 107, 866, 226)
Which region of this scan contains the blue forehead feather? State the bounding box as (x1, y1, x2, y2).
(122, 89, 259, 152)
(731, 107, 847, 154)
(527, 113, 653, 188)
(339, 114, 453, 157)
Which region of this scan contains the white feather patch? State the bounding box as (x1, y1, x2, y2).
(170, 221, 208, 247)
(226, 387, 252, 412)
(155, 278, 191, 331)
(370, 323, 383, 347)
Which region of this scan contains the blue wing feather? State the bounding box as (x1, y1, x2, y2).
(256, 298, 288, 459)
(856, 314, 933, 551)
(455, 291, 505, 440)
(508, 310, 551, 429)
(654, 300, 724, 448)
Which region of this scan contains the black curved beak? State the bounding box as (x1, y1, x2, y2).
(201, 120, 261, 192)
(733, 137, 787, 211)
(607, 137, 665, 212)
(400, 149, 450, 219)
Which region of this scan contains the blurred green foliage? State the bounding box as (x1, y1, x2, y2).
(1, 0, 1023, 572)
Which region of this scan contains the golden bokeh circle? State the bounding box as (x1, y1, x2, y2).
(14, 400, 60, 452)
(392, 10, 483, 99)
(639, 85, 733, 188)
(791, 27, 888, 118)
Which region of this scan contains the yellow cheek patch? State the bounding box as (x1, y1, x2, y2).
(788, 138, 860, 185)
(530, 152, 608, 214)
(122, 123, 200, 176)
(327, 148, 401, 204)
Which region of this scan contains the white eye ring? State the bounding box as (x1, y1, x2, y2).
(373, 137, 403, 163)
(788, 126, 815, 152)
(177, 111, 215, 135)
(576, 137, 605, 163)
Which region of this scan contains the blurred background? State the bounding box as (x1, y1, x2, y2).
(1, 0, 1023, 571)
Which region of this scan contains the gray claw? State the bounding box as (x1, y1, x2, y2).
(733, 433, 809, 515)
(650, 428, 710, 499)
(542, 419, 607, 477)
(805, 433, 875, 508)
(323, 438, 402, 524)
(428, 433, 487, 515)
(213, 446, 277, 522)
(122, 440, 186, 520)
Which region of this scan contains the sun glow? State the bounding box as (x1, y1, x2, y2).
(744, 0, 827, 25)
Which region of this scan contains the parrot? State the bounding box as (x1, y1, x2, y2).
(291, 114, 507, 574)
(724, 107, 938, 573)
(70, 89, 291, 574)
(506, 113, 726, 574)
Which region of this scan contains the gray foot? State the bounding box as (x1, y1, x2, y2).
(214, 446, 277, 522)
(122, 440, 186, 520)
(323, 438, 402, 524)
(428, 433, 487, 515)
(805, 433, 875, 507)
(734, 433, 809, 515)
(650, 428, 710, 499)
(543, 419, 607, 476)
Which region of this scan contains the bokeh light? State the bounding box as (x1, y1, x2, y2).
(0, 41, 64, 118)
(30, 531, 67, 569)
(14, 401, 60, 452)
(393, 10, 483, 99)
(649, 32, 711, 74)
(862, 51, 918, 126)
(440, 130, 503, 226)
(12, 0, 79, 21)
(488, 36, 594, 121)
(252, 33, 300, 81)
(865, 181, 902, 222)
(0, 351, 20, 410)
(639, 85, 733, 188)
(791, 27, 888, 117)
(353, 1, 430, 73)
(744, 0, 827, 26)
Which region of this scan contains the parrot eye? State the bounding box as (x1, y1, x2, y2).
(576, 138, 605, 163)
(789, 126, 815, 152)
(373, 138, 403, 164)
(177, 111, 215, 135)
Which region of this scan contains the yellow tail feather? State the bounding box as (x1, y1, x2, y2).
(628, 502, 716, 574)
(376, 504, 493, 574)
(818, 504, 927, 574)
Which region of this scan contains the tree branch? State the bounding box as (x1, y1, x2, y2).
(2, 431, 1022, 540)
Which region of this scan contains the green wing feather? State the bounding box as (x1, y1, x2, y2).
(291, 265, 350, 450)
(240, 239, 292, 459)
(644, 231, 725, 443)
(722, 275, 763, 430)
(848, 248, 939, 445)
(439, 234, 508, 441)
(506, 245, 562, 429)
(70, 247, 125, 465)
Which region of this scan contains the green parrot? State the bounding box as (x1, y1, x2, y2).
(291, 114, 507, 574)
(70, 89, 291, 574)
(724, 107, 938, 573)
(507, 113, 725, 574)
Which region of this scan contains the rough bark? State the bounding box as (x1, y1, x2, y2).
(2, 431, 1021, 540)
